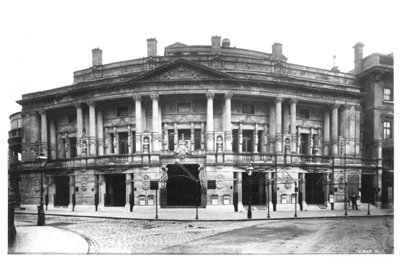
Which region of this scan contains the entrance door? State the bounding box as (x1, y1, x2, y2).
(361, 174, 374, 203)
(105, 174, 126, 206)
(54, 176, 69, 206)
(166, 164, 200, 207)
(242, 172, 265, 205)
(305, 173, 324, 204)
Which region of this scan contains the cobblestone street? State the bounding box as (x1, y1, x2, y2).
(14, 214, 257, 254)
(13, 214, 393, 254)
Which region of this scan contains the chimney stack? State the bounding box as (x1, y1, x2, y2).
(353, 42, 364, 74)
(92, 48, 102, 67)
(271, 43, 283, 60)
(211, 36, 221, 54)
(147, 38, 158, 57)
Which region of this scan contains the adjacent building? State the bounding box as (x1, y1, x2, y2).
(8, 36, 394, 213)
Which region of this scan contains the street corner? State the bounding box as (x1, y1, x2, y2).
(9, 221, 89, 254)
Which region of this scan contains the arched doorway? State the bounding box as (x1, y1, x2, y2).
(166, 164, 200, 207)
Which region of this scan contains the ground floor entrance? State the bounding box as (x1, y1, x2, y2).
(305, 173, 324, 205)
(242, 172, 266, 205)
(165, 164, 200, 207)
(104, 174, 126, 206)
(54, 176, 69, 206)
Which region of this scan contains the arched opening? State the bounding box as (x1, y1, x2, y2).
(166, 164, 200, 207)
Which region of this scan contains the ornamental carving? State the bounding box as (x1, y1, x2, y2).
(216, 174, 224, 190)
(150, 66, 211, 81)
(206, 132, 214, 141)
(206, 91, 215, 99)
(142, 175, 150, 190)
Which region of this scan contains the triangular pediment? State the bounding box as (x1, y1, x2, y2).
(132, 59, 237, 82)
(165, 42, 189, 49)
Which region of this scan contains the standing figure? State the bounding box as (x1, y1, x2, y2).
(350, 193, 358, 210)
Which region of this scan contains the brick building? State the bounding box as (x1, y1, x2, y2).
(8, 36, 393, 213)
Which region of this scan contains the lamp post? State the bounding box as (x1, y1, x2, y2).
(266, 173, 270, 219)
(294, 180, 298, 218)
(247, 164, 254, 219)
(36, 153, 47, 226)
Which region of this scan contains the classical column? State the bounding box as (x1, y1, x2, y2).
(238, 123, 243, 153)
(200, 123, 205, 150)
(299, 173, 307, 209)
(349, 105, 356, 155)
(151, 94, 160, 152)
(275, 97, 284, 153)
(190, 123, 195, 151)
(97, 110, 104, 155)
(88, 101, 97, 156)
(290, 98, 298, 153)
(253, 123, 258, 153)
(237, 172, 244, 211)
(269, 103, 276, 153)
(224, 92, 233, 152)
(265, 172, 273, 209)
(64, 132, 70, 158)
(133, 95, 142, 153)
(128, 125, 133, 154)
(125, 174, 132, 211)
(331, 104, 339, 156)
(75, 103, 83, 157)
(323, 109, 330, 156)
(206, 92, 215, 151)
(355, 106, 361, 156)
(49, 118, 56, 159)
(283, 104, 290, 134)
(68, 175, 75, 211)
(39, 110, 48, 157)
(113, 127, 118, 154)
(98, 175, 105, 209)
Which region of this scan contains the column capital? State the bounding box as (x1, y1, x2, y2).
(274, 96, 284, 103)
(38, 109, 47, 115)
(206, 91, 215, 99)
(330, 103, 340, 110)
(74, 102, 82, 109)
(224, 91, 233, 100)
(368, 71, 384, 82)
(133, 94, 142, 102)
(290, 97, 299, 105)
(150, 93, 159, 101)
(343, 104, 352, 110)
(86, 100, 96, 107)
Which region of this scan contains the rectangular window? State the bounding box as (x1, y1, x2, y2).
(168, 130, 175, 151)
(299, 109, 310, 119)
(384, 121, 392, 139)
(384, 88, 392, 101)
(69, 137, 77, 158)
(194, 129, 201, 150)
(300, 133, 308, 154)
(177, 102, 191, 113)
(232, 129, 238, 153)
(207, 180, 216, 189)
(242, 104, 255, 114)
(117, 106, 128, 117)
(257, 130, 263, 153)
(119, 132, 129, 154)
(132, 131, 136, 153)
(242, 130, 253, 152)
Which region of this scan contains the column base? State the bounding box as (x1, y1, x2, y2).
(124, 204, 131, 212)
(67, 204, 74, 212)
(237, 202, 245, 212)
(301, 201, 308, 211)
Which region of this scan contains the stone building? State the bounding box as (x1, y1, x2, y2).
(8, 36, 393, 213)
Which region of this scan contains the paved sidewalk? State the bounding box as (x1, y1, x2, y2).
(8, 221, 89, 254)
(14, 205, 393, 221)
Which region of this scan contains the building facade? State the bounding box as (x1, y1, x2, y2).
(8, 37, 393, 212)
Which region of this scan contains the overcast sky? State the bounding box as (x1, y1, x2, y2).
(0, 0, 398, 255)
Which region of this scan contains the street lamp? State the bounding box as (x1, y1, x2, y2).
(247, 164, 254, 219)
(36, 153, 47, 226)
(266, 173, 271, 218)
